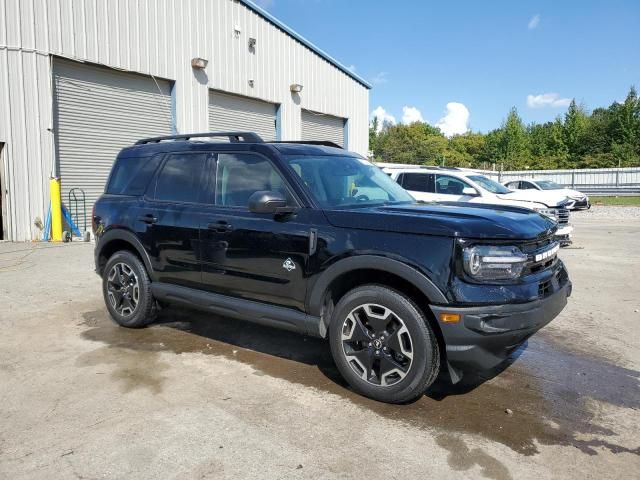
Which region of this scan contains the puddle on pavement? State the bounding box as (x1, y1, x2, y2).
(80, 307, 639, 460)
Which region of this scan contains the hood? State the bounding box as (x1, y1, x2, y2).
(499, 189, 570, 207)
(324, 202, 557, 240)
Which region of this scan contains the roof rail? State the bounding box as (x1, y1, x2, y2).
(135, 132, 264, 145)
(269, 140, 344, 149)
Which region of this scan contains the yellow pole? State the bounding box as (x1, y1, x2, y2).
(50, 177, 63, 242)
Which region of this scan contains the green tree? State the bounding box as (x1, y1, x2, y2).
(563, 100, 589, 164)
(497, 108, 530, 169)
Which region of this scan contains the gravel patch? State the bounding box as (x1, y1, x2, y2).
(571, 205, 640, 221)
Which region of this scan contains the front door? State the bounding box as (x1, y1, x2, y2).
(433, 174, 477, 202)
(200, 152, 311, 311)
(137, 152, 212, 288)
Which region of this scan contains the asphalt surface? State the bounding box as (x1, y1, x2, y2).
(1, 208, 639, 479)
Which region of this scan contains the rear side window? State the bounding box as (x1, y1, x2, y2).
(106, 156, 161, 195)
(401, 173, 435, 193)
(153, 153, 208, 203)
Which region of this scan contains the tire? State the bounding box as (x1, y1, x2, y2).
(329, 285, 440, 404)
(102, 250, 157, 328)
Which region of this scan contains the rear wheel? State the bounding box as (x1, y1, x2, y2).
(329, 285, 440, 404)
(102, 250, 156, 328)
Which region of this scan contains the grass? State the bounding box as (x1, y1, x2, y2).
(590, 196, 640, 206)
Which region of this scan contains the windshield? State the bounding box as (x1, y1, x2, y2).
(467, 175, 512, 194)
(535, 180, 563, 190)
(284, 155, 414, 208)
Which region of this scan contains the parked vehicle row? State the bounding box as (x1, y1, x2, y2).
(382, 166, 574, 246)
(503, 179, 590, 210)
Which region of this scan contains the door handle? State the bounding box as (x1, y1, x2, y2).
(208, 220, 233, 233)
(138, 213, 158, 224)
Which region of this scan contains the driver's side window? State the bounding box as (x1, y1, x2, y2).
(215, 153, 294, 208)
(435, 175, 470, 195)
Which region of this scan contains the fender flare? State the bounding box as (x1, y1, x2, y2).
(306, 255, 449, 319)
(96, 229, 155, 280)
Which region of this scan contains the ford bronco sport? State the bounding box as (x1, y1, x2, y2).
(93, 132, 572, 404)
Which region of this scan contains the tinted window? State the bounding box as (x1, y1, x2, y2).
(284, 155, 413, 208)
(154, 154, 207, 203)
(216, 153, 293, 208)
(521, 181, 537, 190)
(435, 175, 470, 195)
(107, 156, 162, 195)
(467, 175, 510, 194)
(401, 173, 435, 193)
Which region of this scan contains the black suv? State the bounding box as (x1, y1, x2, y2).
(93, 132, 571, 403)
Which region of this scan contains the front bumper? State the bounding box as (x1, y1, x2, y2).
(554, 225, 573, 246)
(570, 197, 590, 209)
(430, 280, 572, 373)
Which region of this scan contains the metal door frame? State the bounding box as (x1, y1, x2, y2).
(0, 142, 7, 240)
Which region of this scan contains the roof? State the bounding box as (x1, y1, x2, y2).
(239, 0, 372, 89)
(118, 140, 358, 158)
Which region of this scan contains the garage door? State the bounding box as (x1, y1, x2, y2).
(209, 91, 277, 142)
(52, 59, 172, 233)
(301, 110, 345, 147)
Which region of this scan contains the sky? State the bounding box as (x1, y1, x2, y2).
(251, 0, 640, 135)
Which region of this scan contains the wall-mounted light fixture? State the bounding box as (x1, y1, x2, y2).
(248, 38, 257, 49)
(290, 83, 303, 93)
(248, 79, 255, 88)
(191, 57, 208, 69)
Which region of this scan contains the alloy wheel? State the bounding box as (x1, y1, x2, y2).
(107, 262, 140, 317)
(341, 303, 414, 387)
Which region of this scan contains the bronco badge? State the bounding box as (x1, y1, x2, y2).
(282, 258, 296, 272)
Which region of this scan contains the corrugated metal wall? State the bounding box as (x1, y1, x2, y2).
(301, 109, 345, 147)
(209, 90, 277, 141)
(53, 58, 173, 231)
(0, 0, 369, 240)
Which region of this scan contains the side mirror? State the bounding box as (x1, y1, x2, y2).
(462, 187, 479, 196)
(248, 190, 294, 215)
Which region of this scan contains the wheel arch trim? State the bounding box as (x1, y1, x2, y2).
(306, 255, 448, 318)
(96, 229, 155, 281)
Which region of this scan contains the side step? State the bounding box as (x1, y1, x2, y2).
(151, 283, 323, 337)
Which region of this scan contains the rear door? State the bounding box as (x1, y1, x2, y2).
(200, 152, 313, 311)
(397, 173, 436, 201)
(138, 152, 213, 288)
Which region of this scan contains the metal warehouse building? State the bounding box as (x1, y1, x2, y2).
(0, 0, 371, 241)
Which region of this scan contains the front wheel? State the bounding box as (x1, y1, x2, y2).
(329, 285, 440, 404)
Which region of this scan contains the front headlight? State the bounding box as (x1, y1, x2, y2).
(462, 245, 527, 281)
(536, 208, 558, 222)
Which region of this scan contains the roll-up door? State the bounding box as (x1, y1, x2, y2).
(208, 91, 277, 142)
(301, 110, 345, 147)
(52, 58, 172, 232)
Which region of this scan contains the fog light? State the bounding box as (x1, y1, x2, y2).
(440, 313, 461, 323)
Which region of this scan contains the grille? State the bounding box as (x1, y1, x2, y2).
(556, 208, 570, 226)
(519, 237, 554, 254)
(538, 279, 553, 298)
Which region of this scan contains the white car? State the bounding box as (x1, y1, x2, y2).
(383, 166, 574, 245)
(503, 179, 590, 210)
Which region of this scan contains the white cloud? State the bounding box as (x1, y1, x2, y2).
(528, 14, 540, 30)
(371, 71, 389, 84)
(401, 106, 424, 124)
(527, 93, 572, 108)
(347, 64, 357, 73)
(435, 102, 470, 137)
(371, 106, 396, 132)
